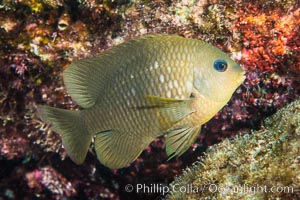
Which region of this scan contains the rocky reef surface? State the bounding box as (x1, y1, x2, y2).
(167, 98, 300, 200)
(0, 0, 299, 199)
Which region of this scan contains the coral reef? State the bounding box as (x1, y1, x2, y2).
(167, 98, 300, 200)
(0, 0, 299, 199)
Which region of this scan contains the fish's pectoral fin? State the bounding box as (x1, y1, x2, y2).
(165, 125, 201, 160)
(94, 129, 151, 169)
(137, 95, 195, 128)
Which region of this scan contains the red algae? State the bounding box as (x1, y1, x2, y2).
(238, 7, 300, 73)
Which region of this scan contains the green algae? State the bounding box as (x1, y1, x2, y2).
(167, 99, 300, 200)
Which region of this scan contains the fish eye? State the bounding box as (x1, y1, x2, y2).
(213, 59, 228, 72)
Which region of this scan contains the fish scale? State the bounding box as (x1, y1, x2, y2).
(38, 34, 245, 169)
(87, 44, 195, 136)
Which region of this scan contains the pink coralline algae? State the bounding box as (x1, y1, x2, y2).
(26, 166, 76, 199)
(0, 137, 29, 160)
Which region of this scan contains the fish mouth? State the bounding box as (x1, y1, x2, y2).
(234, 64, 246, 84)
(241, 72, 246, 81)
(237, 71, 246, 84)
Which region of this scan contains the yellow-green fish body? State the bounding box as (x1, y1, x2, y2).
(39, 35, 245, 169)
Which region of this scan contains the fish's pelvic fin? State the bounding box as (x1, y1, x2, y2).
(38, 105, 92, 164)
(166, 125, 201, 160)
(142, 95, 195, 127)
(94, 129, 151, 169)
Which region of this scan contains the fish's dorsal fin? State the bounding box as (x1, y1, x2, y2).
(62, 36, 154, 108)
(166, 125, 201, 159)
(141, 95, 195, 129)
(94, 129, 152, 169)
(62, 35, 189, 108)
(63, 55, 114, 108)
(63, 35, 190, 108)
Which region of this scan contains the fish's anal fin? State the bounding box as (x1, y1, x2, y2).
(166, 125, 201, 160)
(141, 95, 195, 128)
(94, 129, 151, 169)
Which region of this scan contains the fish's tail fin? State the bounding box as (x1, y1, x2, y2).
(38, 105, 92, 164)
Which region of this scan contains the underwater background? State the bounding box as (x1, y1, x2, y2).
(0, 0, 299, 199)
